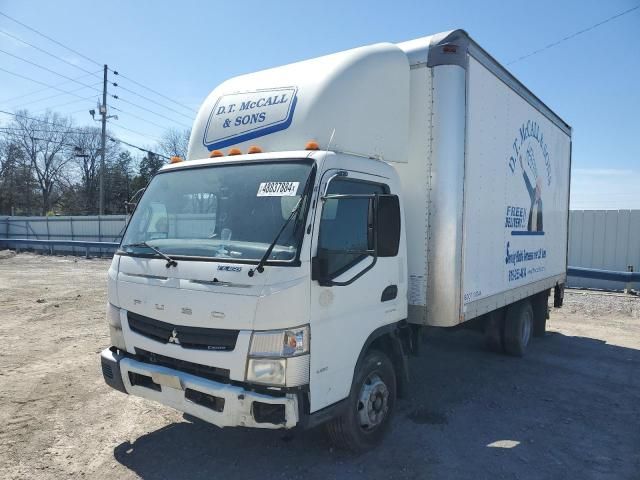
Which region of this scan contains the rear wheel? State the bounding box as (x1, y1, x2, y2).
(504, 300, 533, 357)
(325, 350, 396, 452)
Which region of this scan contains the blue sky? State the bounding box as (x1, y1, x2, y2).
(0, 0, 638, 209)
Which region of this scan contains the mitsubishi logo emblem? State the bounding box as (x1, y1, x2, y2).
(168, 328, 180, 345)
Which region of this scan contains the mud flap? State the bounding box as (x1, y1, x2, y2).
(554, 283, 565, 308)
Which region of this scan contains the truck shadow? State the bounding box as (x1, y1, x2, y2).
(113, 328, 640, 480)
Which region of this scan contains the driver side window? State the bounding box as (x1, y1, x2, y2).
(318, 178, 386, 277)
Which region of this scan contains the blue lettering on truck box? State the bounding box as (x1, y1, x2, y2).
(203, 87, 298, 150)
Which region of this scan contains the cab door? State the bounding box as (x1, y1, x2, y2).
(308, 166, 403, 412)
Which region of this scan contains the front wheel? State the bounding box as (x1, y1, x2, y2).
(325, 350, 396, 452)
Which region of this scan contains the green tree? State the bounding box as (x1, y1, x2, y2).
(105, 151, 135, 214)
(0, 140, 39, 215)
(131, 152, 164, 193)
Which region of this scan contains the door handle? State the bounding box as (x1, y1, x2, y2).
(381, 285, 398, 302)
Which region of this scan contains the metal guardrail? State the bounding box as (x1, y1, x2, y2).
(567, 266, 640, 283)
(0, 215, 127, 244)
(0, 238, 637, 289)
(0, 238, 120, 258)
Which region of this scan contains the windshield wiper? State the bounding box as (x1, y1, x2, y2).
(248, 167, 315, 277)
(122, 241, 178, 268)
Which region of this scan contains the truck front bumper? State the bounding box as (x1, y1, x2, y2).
(100, 348, 299, 429)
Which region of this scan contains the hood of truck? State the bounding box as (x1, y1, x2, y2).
(115, 255, 309, 331)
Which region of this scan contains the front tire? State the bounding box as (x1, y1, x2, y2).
(325, 350, 396, 452)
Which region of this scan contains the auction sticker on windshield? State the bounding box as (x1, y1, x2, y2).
(257, 182, 299, 196)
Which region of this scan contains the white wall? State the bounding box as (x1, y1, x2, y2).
(568, 210, 640, 290)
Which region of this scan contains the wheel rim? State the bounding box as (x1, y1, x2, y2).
(522, 310, 532, 346)
(356, 373, 389, 431)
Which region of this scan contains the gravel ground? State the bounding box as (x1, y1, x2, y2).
(0, 253, 638, 480)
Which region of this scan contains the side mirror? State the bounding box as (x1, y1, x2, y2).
(311, 194, 400, 287)
(125, 188, 146, 216)
(376, 195, 401, 257)
(311, 255, 330, 285)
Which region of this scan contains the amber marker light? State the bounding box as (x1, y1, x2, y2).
(305, 140, 320, 150)
(247, 145, 263, 154)
(169, 156, 183, 164)
(209, 150, 224, 158)
(228, 148, 242, 156)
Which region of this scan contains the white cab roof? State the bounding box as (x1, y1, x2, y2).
(188, 43, 410, 163)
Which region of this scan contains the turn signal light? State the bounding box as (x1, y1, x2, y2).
(247, 145, 263, 154)
(209, 150, 224, 158)
(305, 140, 320, 150)
(169, 156, 183, 164)
(228, 148, 242, 156)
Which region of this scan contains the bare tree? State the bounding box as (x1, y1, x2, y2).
(8, 110, 75, 214)
(69, 126, 120, 213)
(159, 128, 190, 159)
(0, 136, 8, 178)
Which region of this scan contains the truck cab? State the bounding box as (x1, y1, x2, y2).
(102, 148, 408, 450)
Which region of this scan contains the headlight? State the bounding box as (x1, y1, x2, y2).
(249, 325, 309, 357)
(106, 302, 126, 351)
(246, 359, 286, 386)
(246, 325, 310, 387)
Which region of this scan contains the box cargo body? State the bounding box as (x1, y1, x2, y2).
(103, 29, 571, 451)
(395, 31, 571, 327)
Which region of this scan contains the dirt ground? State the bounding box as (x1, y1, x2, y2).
(0, 253, 638, 480)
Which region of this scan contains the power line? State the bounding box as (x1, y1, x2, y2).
(0, 28, 101, 78)
(111, 70, 197, 114)
(0, 130, 95, 152)
(0, 66, 94, 101)
(508, 4, 640, 65)
(1, 131, 111, 156)
(110, 105, 173, 131)
(0, 11, 196, 122)
(3, 130, 170, 169)
(0, 126, 97, 135)
(0, 110, 168, 159)
(112, 82, 194, 120)
(107, 119, 163, 142)
(0, 108, 90, 132)
(13, 84, 100, 109)
(32, 96, 98, 116)
(67, 106, 95, 116)
(108, 136, 169, 160)
(0, 11, 102, 68)
(112, 95, 191, 128)
(0, 48, 101, 92)
(0, 71, 101, 103)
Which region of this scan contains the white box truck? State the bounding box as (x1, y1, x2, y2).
(101, 29, 571, 451)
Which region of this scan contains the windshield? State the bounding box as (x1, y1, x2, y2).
(121, 159, 314, 262)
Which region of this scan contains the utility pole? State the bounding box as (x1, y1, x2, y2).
(99, 64, 108, 215)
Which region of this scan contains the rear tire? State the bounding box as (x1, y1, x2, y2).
(325, 350, 396, 452)
(504, 300, 533, 357)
